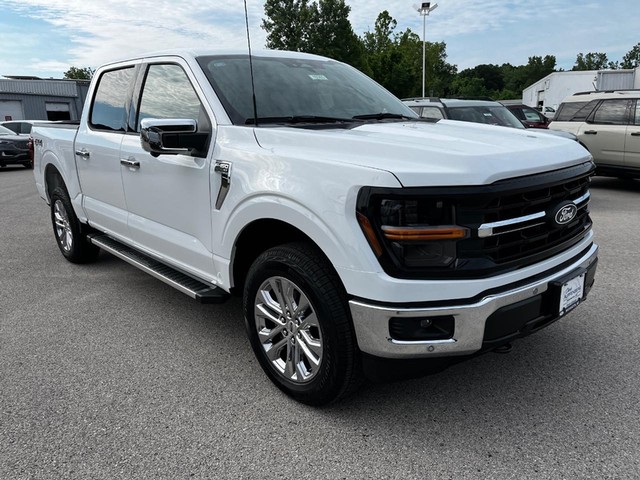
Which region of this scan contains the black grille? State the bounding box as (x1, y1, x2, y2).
(456, 168, 591, 267)
(357, 161, 595, 279)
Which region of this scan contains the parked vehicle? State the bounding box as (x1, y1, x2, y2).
(0, 125, 31, 168)
(403, 97, 577, 140)
(1, 120, 51, 136)
(33, 50, 598, 405)
(549, 90, 640, 178)
(541, 106, 556, 119)
(505, 104, 550, 128)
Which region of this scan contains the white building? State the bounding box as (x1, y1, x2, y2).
(522, 66, 640, 110)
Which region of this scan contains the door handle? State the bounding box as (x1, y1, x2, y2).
(631, 132, 640, 137)
(583, 130, 598, 135)
(75, 149, 90, 158)
(120, 157, 140, 169)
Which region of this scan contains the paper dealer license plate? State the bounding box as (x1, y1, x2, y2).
(559, 273, 585, 316)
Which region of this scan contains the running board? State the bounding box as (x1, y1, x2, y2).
(88, 234, 230, 304)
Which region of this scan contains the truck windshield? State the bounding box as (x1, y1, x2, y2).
(196, 55, 417, 126)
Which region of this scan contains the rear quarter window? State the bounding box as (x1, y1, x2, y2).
(555, 101, 595, 122)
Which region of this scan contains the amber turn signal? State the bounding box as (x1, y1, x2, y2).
(381, 225, 468, 241)
(356, 212, 384, 257)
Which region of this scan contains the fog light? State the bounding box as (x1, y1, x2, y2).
(389, 316, 455, 341)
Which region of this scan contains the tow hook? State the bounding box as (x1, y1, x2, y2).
(492, 343, 513, 354)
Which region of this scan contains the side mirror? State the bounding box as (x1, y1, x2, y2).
(140, 118, 204, 157)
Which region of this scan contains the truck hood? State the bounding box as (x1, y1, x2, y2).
(253, 120, 592, 187)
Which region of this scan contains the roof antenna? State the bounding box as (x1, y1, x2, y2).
(244, 0, 259, 126)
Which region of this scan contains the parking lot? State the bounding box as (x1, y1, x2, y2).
(1, 167, 639, 479)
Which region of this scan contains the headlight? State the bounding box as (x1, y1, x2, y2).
(357, 192, 469, 271)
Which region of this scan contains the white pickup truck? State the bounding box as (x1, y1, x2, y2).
(33, 50, 598, 405)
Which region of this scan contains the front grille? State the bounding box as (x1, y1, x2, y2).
(456, 168, 592, 267)
(357, 161, 595, 279)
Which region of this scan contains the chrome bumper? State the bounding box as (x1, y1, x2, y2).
(349, 243, 598, 359)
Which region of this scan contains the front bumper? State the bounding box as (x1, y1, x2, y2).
(350, 243, 598, 359)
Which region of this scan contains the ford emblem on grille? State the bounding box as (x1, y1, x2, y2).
(553, 202, 578, 226)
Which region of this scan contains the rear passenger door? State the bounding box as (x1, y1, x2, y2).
(75, 65, 137, 239)
(625, 100, 640, 170)
(119, 60, 217, 281)
(579, 99, 632, 167)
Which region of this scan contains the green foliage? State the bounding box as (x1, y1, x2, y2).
(621, 43, 640, 69)
(262, 0, 364, 70)
(262, 5, 639, 101)
(360, 11, 456, 98)
(262, 0, 312, 51)
(450, 56, 556, 100)
(572, 52, 610, 71)
(63, 66, 94, 80)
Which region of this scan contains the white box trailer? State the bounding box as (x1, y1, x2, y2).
(523, 67, 640, 112)
(523, 71, 598, 111)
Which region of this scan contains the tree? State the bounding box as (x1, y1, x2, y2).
(262, 0, 366, 69)
(63, 66, 94, 80)
(457, 64, 504, 93)
(621, 42, 640, 69)
(360, 11, 456, 98)
(572, 52, 611, 71)
(262, 0, 312, 51)
(306, 0, 365, 70)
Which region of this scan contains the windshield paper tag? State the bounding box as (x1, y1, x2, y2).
(309, 74, 328, 80)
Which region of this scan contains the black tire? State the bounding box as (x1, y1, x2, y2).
(50, 186, 100, 263)
(243, 242, 362, 405)
(23, 160, 33, 169)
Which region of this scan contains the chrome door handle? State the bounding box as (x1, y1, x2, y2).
(120, 157, 140, 169)
(584, 130, 598, 135)
(75, 149, 90, 158)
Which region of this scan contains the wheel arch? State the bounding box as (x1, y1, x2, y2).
(44, 163, 66, 203)
(230, 218, 341, 295)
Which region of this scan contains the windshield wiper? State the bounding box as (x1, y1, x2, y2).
(245, 115, 359, 125)
(351, 113, 417, 121)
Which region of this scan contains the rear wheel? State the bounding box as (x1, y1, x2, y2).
(50, 187, 100, 263)
(243, 242, 362, 405)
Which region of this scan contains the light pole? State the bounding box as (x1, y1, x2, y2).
(415, 2, 438, 98)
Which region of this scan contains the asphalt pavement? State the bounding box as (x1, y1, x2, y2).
(1, 167, 639, 479)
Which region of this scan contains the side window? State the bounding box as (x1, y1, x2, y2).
(137, 64, 209, 133)
(591, 99, 631, 125)
(421, 106, 444, 119)
(22, 123, 33, 134)
(90, 67, 135, 132)
(523, 110, 543, 121)
(635, 100, 640, 126)
(3, 122, 19, 134)
(555, 101, 591, 122)
(510, 108, 525, 121)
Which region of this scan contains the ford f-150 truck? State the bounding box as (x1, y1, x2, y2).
(33, 50, 598, 405)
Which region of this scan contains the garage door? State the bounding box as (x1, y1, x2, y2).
(0, 100, 24, 121)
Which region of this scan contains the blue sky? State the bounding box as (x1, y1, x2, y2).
(1, 0, 638, 78)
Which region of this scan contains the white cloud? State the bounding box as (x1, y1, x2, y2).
(1, 0, 637, 77)
(3, 0, 269, 73)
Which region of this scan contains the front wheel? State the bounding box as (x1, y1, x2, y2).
(243, 243, 362, 405)
(50, 187, 100, 263)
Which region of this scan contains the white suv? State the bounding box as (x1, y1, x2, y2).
(549, 90, 640, 178)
